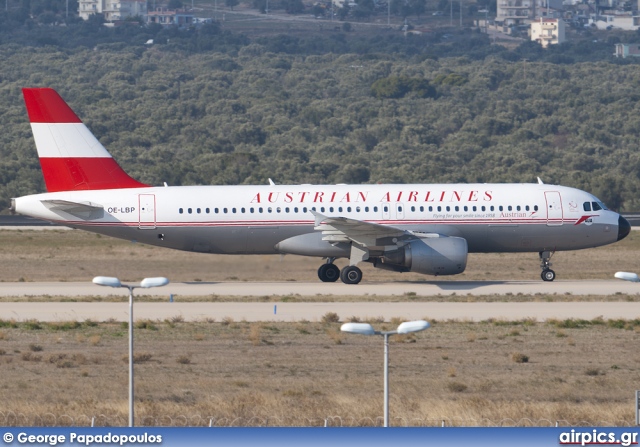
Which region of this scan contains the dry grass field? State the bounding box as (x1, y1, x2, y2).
(0, 318, 639, 427)
(0, 229, 639, 426)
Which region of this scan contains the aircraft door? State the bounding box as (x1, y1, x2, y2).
(545, 191, 563, 226)
(382, 203, 391, 220)
(139, 194, 156, 229)
(395, 203, 405, 220)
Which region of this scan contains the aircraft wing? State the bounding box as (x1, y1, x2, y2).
(311, 210, 438, 248)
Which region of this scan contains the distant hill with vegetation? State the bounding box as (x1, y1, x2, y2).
(1, 8, 640, 211)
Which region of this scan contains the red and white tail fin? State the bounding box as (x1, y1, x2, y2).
(22, 88, 148, 192)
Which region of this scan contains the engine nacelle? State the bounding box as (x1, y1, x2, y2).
(372, 236, 467, 276)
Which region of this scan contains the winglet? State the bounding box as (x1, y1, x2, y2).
(537, 177, 544, 185)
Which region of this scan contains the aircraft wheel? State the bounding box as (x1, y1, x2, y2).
(340, 265, 363, 285)
(318, 263, 340, 282)
(541, 269, 556, 282)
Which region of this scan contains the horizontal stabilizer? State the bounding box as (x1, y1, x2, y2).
(41, 199, 104, 220)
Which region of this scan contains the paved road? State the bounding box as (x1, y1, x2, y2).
(0, 280, 638, 322)
(0, 280, 637, 297)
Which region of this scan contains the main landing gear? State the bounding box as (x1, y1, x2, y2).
(539, 250, 556, 282)
(317, 259, 363, 285)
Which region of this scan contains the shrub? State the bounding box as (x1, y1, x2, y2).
(512, 352, 529, 363)
(447, 381, 468, 392)
(321, 312, 340, 324)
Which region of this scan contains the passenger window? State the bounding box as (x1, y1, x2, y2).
(419, 206, 424, 212)
(490, 206, 495, 211)
(374, 206, 378, 212)
(481, 206, 485, 211)
(223, 208, 228, 213)
(232, 208, 236, 213)
(259, 208, 263, 213)
(592, 202, 602, 211)
(454, 206, 459, 212)
(347, 207, 352, 212)
(397, 206, 402, 212)
(499, 206, 503, 211)
(197, 208, 201, 214)
(303, 207, 307, 213)
(365, 206, 369, 212)
(215, 208, 219, 214)
(338, 207, 343, 212)
(446, 206, 450, 212)
(464, 206, 468, 212)
(321, 207, 325, 212)
(472, 206, 476, 211)
(525, 206, 529, 211)
(206, 208, 210, 214)
(188, 208, 192, 214)
(268, 207, 272, 213)
(285, 207, 289, 213)
(508, 206, 512, 211)
(329, 207, 334, 212)
(429, 206, 433, 212)
(437, 206, 442, 212)
(383, 206, 388, 212)
(250, 208, 254, 213)
(179, 208, 183, 214)
(241, 208, 245, 213)
(356, 206, 361, 212)
(534, 205, 538, 211)
(276, 207, 281, 213)
(294, 207, 299, 213)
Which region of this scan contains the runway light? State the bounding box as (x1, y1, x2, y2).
(615, 272, 640, 282)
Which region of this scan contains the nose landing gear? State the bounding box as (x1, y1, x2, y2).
(539, 250, 556, 282)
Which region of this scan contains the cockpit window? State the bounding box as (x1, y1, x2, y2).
(583, 202, 591, 212)
(592, 202, 602, 211)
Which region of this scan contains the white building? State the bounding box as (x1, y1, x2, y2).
(530, 17, 565, 47)
(78, 0, 147, 22)
(496, 0, 536, 26)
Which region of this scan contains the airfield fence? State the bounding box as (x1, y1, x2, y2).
(0, 412, 636, 427)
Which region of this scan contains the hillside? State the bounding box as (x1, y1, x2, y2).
(0, 19, 639, 210)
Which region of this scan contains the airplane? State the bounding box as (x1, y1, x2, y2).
(11, 88, 631, 284)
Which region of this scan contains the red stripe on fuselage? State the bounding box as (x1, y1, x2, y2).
(39, 157, 148, 191)
(23, 88, 82, 123)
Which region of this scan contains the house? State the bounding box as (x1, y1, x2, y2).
(496, 0, 536, 27)
(614, 43, 640, 57)
(78, 0, 147, 22)
(530, 17, 565, 47)
(147, 8, 195, 26)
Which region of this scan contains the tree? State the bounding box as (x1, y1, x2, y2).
(225, 0, 239, 10)
(284, 0, 304, 14)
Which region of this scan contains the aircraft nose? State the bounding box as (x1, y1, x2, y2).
(618, 215, 631, 241)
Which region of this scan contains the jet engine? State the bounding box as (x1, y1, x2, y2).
(371, 236, 467, 276)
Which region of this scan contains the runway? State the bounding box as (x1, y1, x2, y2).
(0, 280, 639, 322)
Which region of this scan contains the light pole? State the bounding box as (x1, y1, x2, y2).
(92, 276, 169, 427)
(341, 320, 430, 427)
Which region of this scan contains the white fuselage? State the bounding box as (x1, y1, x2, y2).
(13, 182, 624, 255)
